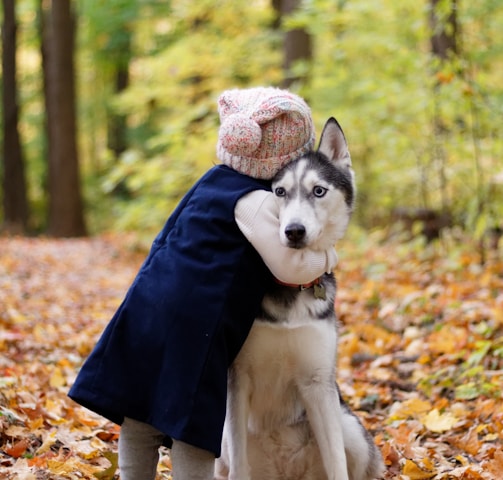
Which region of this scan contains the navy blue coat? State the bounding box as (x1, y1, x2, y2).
(68, 165, 273, 456)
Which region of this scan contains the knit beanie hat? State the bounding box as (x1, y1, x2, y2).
(216, 87, 315, 179)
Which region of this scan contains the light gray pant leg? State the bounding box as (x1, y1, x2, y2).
(119, 417, 164, 480)
(171, 439, 215, 480)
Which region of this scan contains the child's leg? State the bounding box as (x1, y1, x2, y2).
(118, 417, 164, 480)
(171, 439, 215, 480)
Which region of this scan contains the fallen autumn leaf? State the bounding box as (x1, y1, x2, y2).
(0, 234, 502, 479)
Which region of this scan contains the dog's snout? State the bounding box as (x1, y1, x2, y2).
(285, 223, 306, 242)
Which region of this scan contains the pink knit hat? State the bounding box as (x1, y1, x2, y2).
(216, 87, 315, 179)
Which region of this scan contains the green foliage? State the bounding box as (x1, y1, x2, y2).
(6, 0, 503, 236)
(76, 0, 282, 233)
(418, 333, 503, 401)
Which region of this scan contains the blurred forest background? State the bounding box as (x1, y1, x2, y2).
(2, 0, 503, 244)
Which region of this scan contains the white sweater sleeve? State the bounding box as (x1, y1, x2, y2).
(235, 190, 339, 284)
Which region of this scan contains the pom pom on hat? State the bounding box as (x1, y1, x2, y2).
(219, 114, 262, 157)
(216, 87, 315, 179)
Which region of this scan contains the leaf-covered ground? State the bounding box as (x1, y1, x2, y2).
(0, 234, 502, 479)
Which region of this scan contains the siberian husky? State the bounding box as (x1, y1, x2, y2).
(215, 118, 384, 480)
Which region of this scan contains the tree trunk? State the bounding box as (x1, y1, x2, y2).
(107, 31, 131, 159)
(273, 0, 313, 89)
(429, 0, 459, 212)
(1, 0, 29, 233)
(107, 67, 129, 158)
(42, 0, 86, 236)
(429, 0, 458, 60)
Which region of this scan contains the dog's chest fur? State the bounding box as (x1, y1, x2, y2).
(232, 276, 338, 433)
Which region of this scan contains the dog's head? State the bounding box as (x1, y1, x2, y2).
(272, 118, 355, 250)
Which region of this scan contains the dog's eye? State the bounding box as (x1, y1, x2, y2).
(313, 186, 327, 198)
(275, 187, 286, 197)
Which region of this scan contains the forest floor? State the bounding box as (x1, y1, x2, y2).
(0, 233, 502, 479)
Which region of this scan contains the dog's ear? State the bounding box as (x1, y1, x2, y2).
(317, 117, 352, 170)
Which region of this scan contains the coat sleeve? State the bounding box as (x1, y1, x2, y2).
(235, 190, 338, 284)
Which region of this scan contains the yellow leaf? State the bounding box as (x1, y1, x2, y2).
(49, 367, 66, 388)
(421, 458, 435, 470)
(36, 432, 57, 455)
(422, 409, 458, 433)
(7, 307, 28, 324)
(402, 458, 436, 479)
(94, 451, 119, 480)
(48, 457, 100, 476)
(74, 438, 101, 460)
(28, 417, 44, 430)
(390, 398, 432, 420)
(33, 324, 46, 342)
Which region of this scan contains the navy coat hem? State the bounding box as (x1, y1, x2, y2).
(67, 166, 272, 457)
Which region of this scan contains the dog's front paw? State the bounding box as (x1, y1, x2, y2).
(228, 466, 251, 480)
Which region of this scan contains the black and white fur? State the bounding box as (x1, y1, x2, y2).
(215, 118, 385, 480)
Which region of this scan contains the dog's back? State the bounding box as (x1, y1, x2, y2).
(216, 119, 384, 480)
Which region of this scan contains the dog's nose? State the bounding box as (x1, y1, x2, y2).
(285, 223, 306, 242)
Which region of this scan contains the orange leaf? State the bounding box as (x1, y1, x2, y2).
(484, 448, 503, 477)
(427, 327, 467, 355)
(386, 422, 418, 444)
(450, 428, 481, 456)
(381, 441, 400, 467)
(27, 456, 48, 468)
(76, 411, 102, 427)
(96, 425, 120, 442)
(4, 438, 30, 458)
(436, 71, 454, 84)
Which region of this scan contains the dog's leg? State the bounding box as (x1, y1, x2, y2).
(298, 378, 349, 480)
(225, 366, 252, 480)
(294, 326, 349, 480)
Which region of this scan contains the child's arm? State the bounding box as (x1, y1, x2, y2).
(235, 190, 339, 284)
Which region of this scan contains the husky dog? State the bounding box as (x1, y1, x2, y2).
(215, 118, 384, 480)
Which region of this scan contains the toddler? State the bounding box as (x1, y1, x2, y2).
(69, 87, 338, 480)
